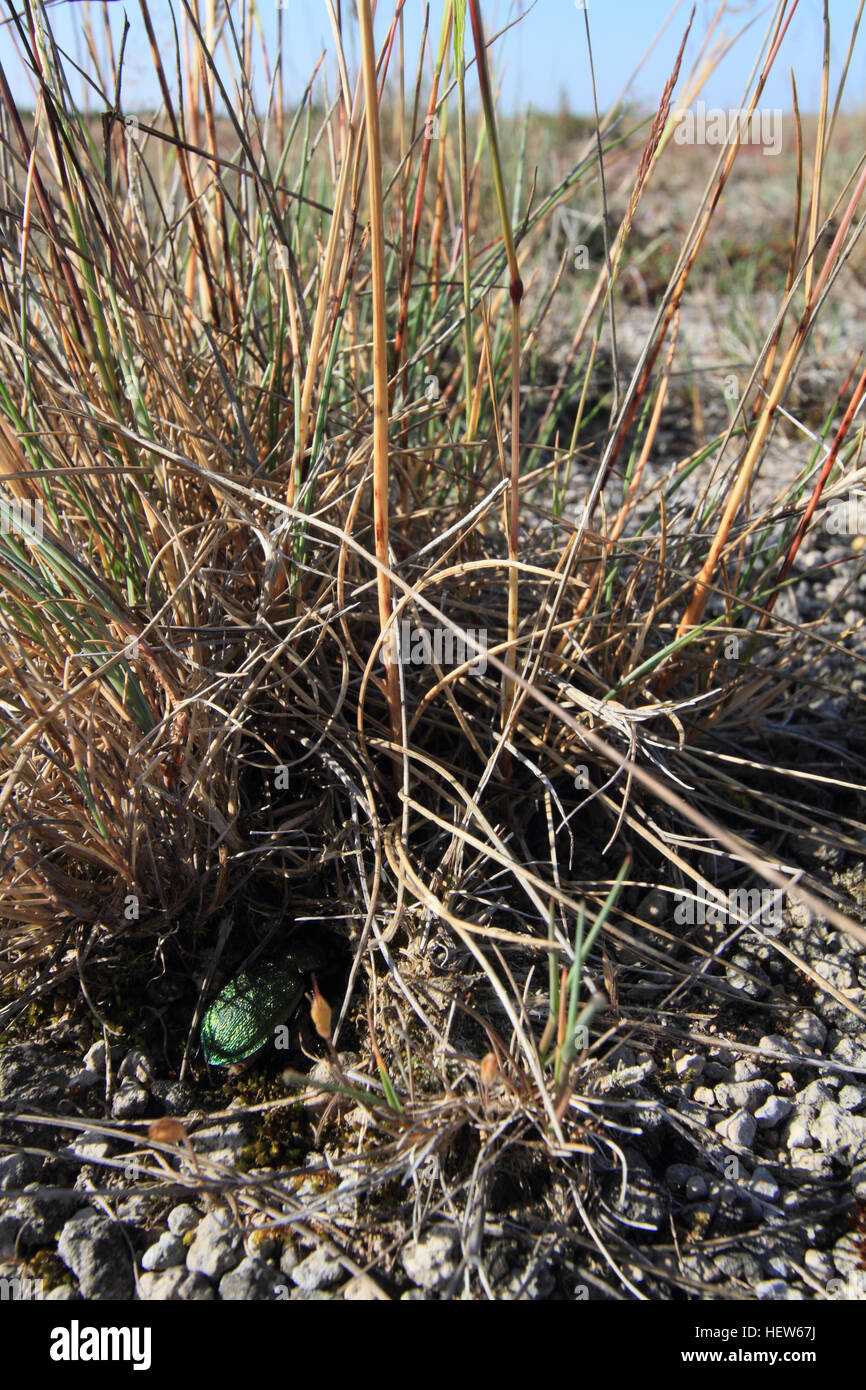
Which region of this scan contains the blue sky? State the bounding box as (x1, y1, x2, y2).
(1, 1, 863, 116)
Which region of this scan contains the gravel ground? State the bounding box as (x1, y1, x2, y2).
(2, 866, 866, 1301)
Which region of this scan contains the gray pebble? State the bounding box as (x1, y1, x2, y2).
(838, 1084, 866, 1111)
(57, 1210, 134, 1299)
(832, 1232, 863, 1277)
(831, 1037, 866, 1068)
(69, 1132, 112, 1163)
(0, 1153, 41, 1191)
(758, 1035, 800, 1058)
(116, 1195, 154, 1226)
(681, 1252, 721, 1283)
(186, 1212, 243, 1280)
(731, 1058, 763, 1082)
(190, 1121, 250, 1168)
(664, 1081, 691, 1104)
(400, 1227, 460, 1292)
(703, 1061, 729, 1082)
(11, 1187, 85, 1246)
(595, 1059, 656, 1093)
(790, 1010, 826, 1051)
(219, 1257, 287, 1301)
(342, 1273, 389, 1300)
(715, 1251, 762, 1281)
(797, 1079, 836, 1109)
(748, 1166, 780, 1202)
(0, 1045, 84, 1109)
(715, 1079, 773, 1113)
(814, 959, 855, 990)
(786, 900, 814, 930)
(111, 1082, 149, 1120)
(83, 1042, 109, 1074)
(139, 1269, 215, 1301)
(755, 1279, 804, 1301)
(291, 1247, 345, 1293)
(141, 1232, 186, 1272)
(809, 1100, 866, 1165)
(119, 1049, 153, 1085)
(715, 1108, 757, 1148)
(676, 1098, 711, 1125)
(673, 1054, 704, 1080)
(167, 1204, 200, 1236)
(764, 1249, 800, 1278)
(785, 1113, 815, 1150)
(754, 1096, 793, 1127)
(804, 1249, 835, 1282)
(726, 955, 768, 997)
(150, 1080, 194, 1114)
(68, 1069, 100, 1092)
(788, 1147, 834, 1178)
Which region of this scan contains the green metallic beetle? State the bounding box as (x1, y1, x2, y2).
(200, 937, 327, 1067)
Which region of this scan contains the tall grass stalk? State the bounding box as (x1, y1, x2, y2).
(358, 0, 402, 758)
(467, 0, 523, 734)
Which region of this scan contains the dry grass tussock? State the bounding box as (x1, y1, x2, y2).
(1, 0, 866, 1271)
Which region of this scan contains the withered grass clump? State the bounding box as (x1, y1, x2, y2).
(1, 0, 866, 1268)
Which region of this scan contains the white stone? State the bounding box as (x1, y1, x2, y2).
(715, 1109, 756, 1148)
(400, 1227, 460, 1291)
(754, 1095, 792, 1127)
